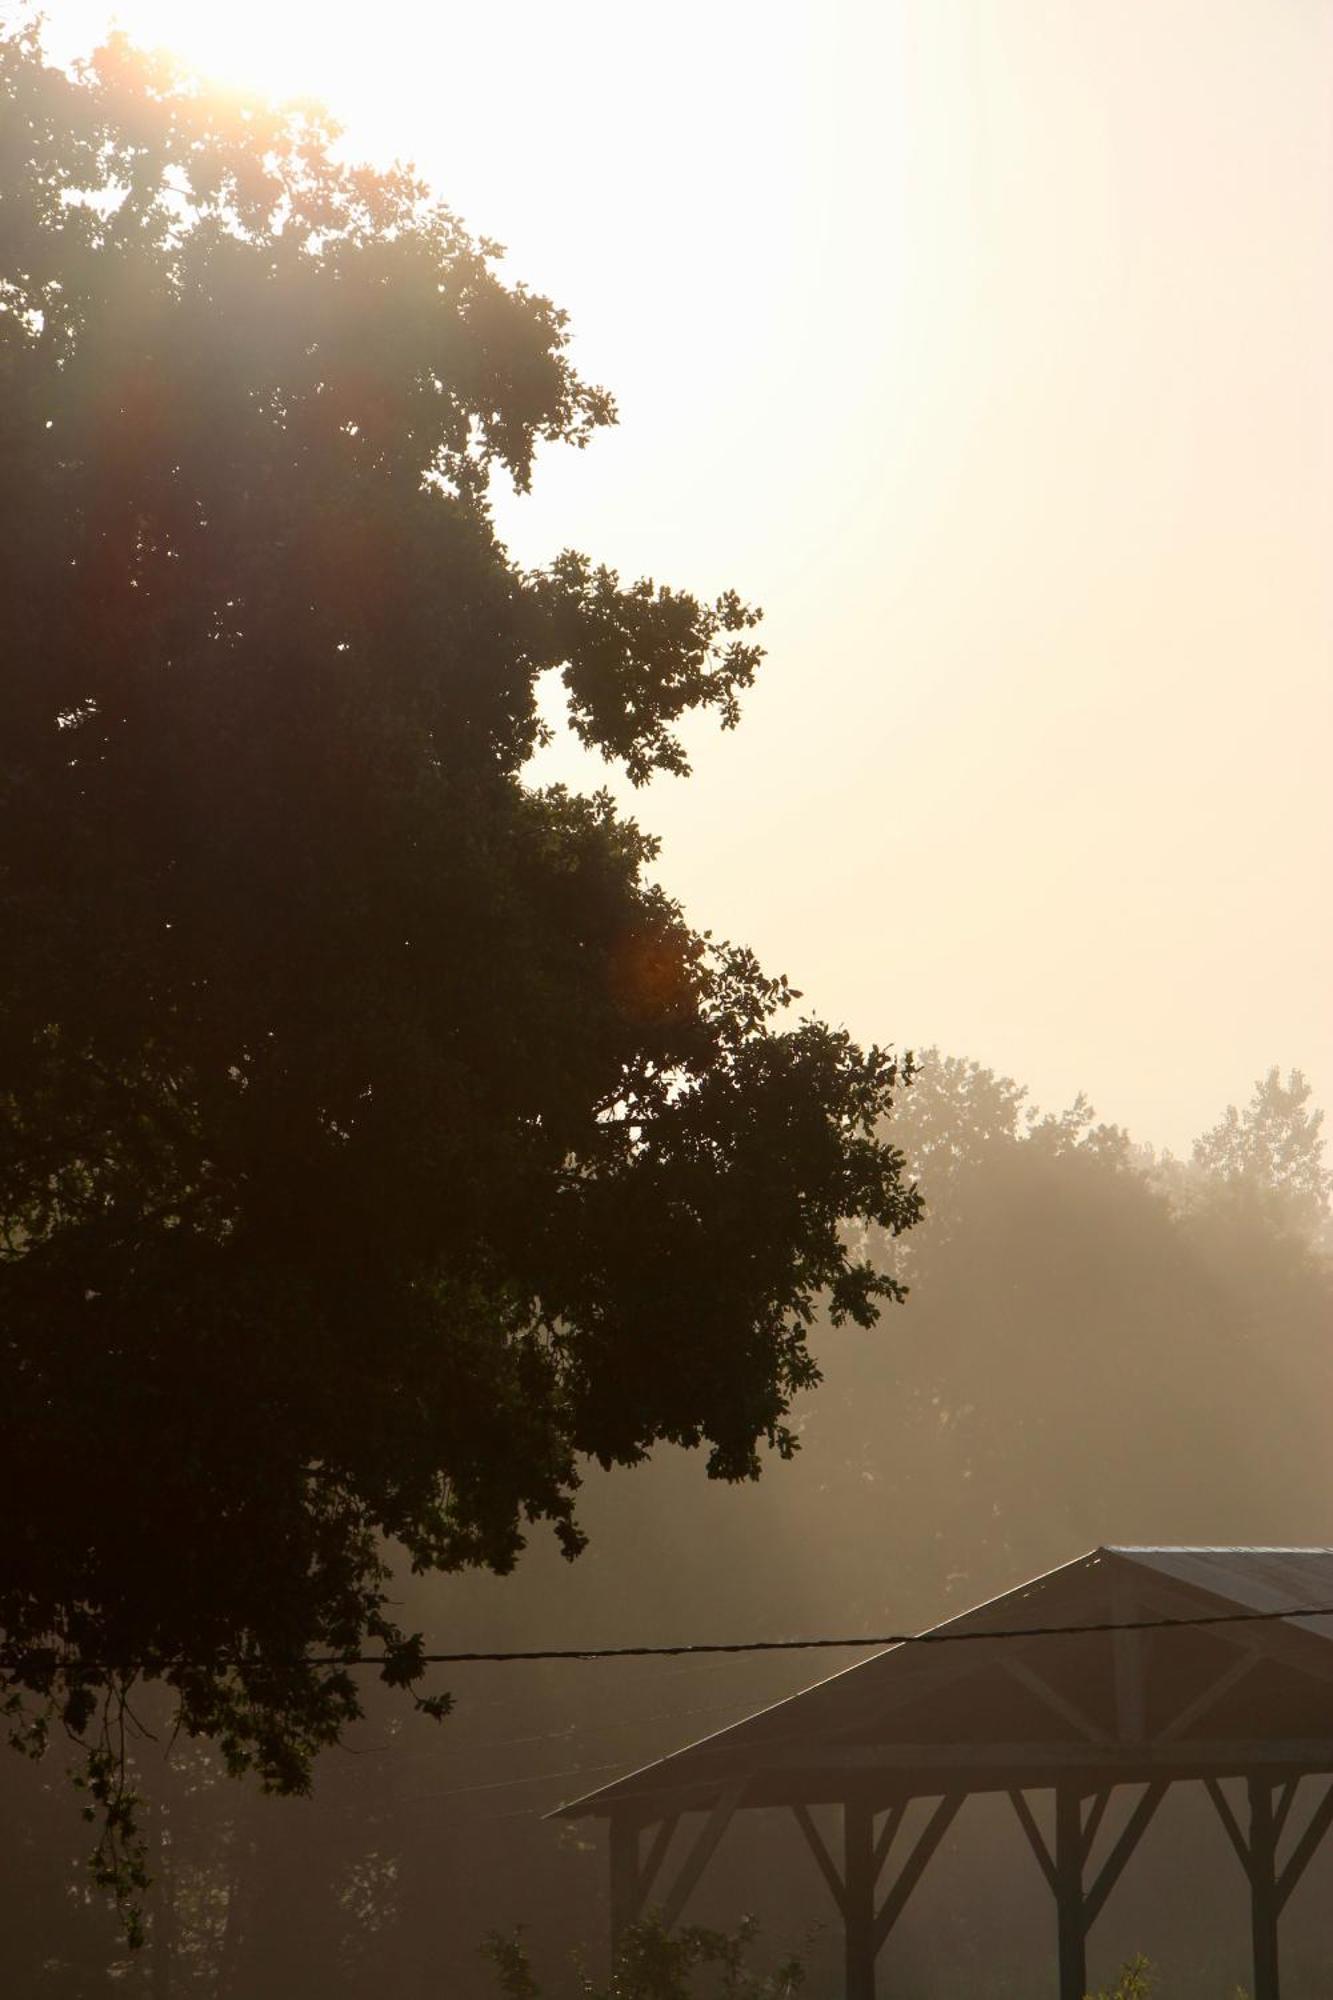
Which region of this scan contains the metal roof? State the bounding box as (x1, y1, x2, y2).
(1105, 1547, 1333, 1640)
(553, 1546, 1333, 1819)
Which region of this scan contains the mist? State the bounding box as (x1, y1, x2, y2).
(4, 1058, 1330, 1995)
(6, 1, 1332, 1993)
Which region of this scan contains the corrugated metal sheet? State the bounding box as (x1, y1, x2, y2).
(1109, 1547, 1333, 1642)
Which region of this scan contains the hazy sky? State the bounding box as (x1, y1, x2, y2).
(40, 0, 1333, 1157)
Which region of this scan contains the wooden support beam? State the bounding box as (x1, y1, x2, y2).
(1247, 1777, 1280, 2000)
(768, 1736, 1333, 1774)
(1084, 1784, 1167, 1930)
(872, 1793, 963, 1952)
(1009, 1788, 1058, 1894)
(1159, 1651, 1258, 1743)
(609, 1810, 684, 1944)
(1081, 1790, 1111, 1865)
(660, 1782, 745, 1931)
(1205, 1769, 1333, 1996)
(638, 1815, 679, 1910)
(791, 1804, 846, 1919)
(1272, 1778, 1299, 1851)
(1277, 1778, 1333, 1915)
(844, 1800, 877, 2000)
(1012, 1778, 1167, 1998)
(1205, 1778, 1251, 1876)
(609, 1813, 643, 1949)
(872, 1802, 905, 1878)
(1054, 1784, 1087, 2000)
(1004, 1656, 1112, 1745)
(807, 1793, 968, 1998)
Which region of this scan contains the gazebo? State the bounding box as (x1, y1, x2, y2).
(554, 1547, 1333, 1999)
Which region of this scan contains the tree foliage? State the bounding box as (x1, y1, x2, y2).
(1190, 1067, 1331, 1239)
(0, 17, 920, 1901)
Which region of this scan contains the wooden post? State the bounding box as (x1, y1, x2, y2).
(609, 1812, 640, 1954)
(1247, 1777, 1281, 2000)
(1053, 1785, 1087, 2000)
(843, 1800, 877, 2000)
(1014, 1781, 1164, 2000)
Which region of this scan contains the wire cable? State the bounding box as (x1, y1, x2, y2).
(308, 1600, 1333, 1667)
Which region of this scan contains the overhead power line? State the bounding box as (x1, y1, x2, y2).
(310, 1600, 1333, 1667)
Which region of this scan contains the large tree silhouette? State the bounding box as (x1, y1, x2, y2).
(0, 21, 920, 1905)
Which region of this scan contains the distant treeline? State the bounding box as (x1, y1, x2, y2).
(4, 1056, 1329, 1997)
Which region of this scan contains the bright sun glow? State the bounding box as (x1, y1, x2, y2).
(56, 0, 387, 109)
(31, 0, 1333, 1158)
(40, 0, 823, 316)
(43, 0, 687, 186)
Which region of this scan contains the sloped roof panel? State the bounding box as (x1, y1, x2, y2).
(1110, 1547, 1333, 1642)
(553, 1546, 1333, 1819)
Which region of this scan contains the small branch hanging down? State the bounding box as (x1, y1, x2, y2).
(77, 1682, 152, 1949)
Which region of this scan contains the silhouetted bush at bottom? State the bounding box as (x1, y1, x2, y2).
(484, 1923, 1255, 2000)
(1087, 1960, 1250, 2000)
(1087, 1958, 1154, 2000)
(484, 1915, 805, 2000)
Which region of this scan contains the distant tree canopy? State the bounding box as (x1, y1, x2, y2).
(0, 19, 920, 1891)
(794, 1052, 1333, 1614)
(1189, 1066, 1331, 1241)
